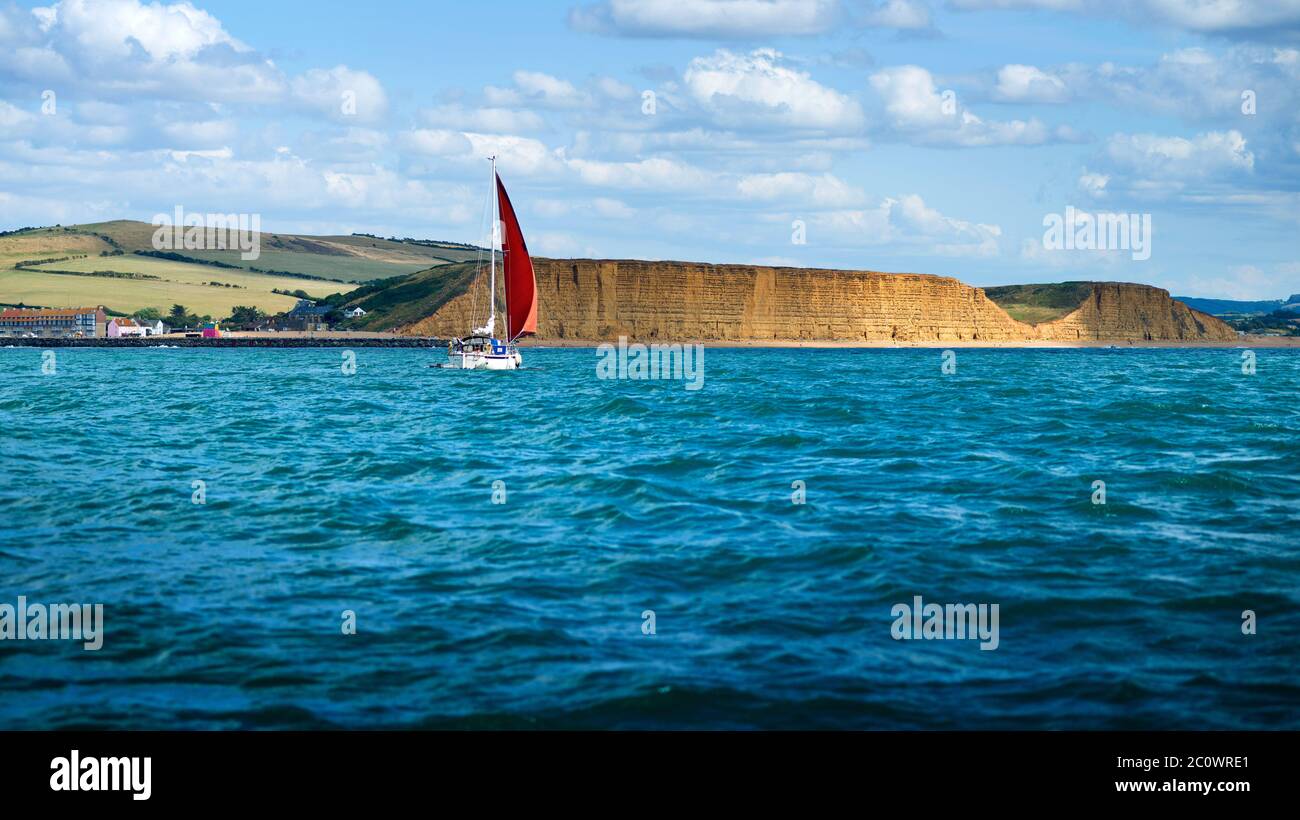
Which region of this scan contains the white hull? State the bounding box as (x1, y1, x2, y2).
(447, 346, 522, 370)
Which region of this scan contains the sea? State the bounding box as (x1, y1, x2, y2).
(0, 346, 1296, 729)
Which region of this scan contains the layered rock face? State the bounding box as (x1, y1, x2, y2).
(1029, 282, 1236, 341)
(402, 259, 1236, 343)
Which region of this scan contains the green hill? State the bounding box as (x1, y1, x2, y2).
(328, 262, 479, 330)
(74, 220, 465, 282)
(984, 282, 1095, 324)
(0, 220, 486, 316)
(1173, 296, 1292, 317)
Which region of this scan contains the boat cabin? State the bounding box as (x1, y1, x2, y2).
(454, 335, 508, 355)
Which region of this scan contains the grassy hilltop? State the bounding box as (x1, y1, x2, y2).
(0, 220, 482, 317)
(983, 282, 1096, 324)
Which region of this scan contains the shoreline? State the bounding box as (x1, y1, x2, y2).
(2, 334, 1295, 349)
(521, 336, 1297, 349)
(0, 335, 438, 348)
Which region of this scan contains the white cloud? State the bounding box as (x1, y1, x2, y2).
(0, 101, 36, 130)
(422, 104, 545, 133)
(160, 118, 236, 147)
(463, 133, 568, 177)
(870, 65, 953, 129)
(593, 197, 636, 218)
(947, 0, 1082, 8)
(736, 172, 865, 207)
(567, 156, 716, 190)
(569, 0, 843, 37)
(398, 124, 722, 193)
(291, 66, 388, 123)
(595, 77, 637, 100)
(77, 101, 131, 125)
(1087, 46, 1300, 123)
(0, 0, 283, 104)
(869, 65, 1070, 146)
(1078, 170, 1110, 197)
(44, 0, 244, 62)
(532, 197, 636, 220)
(399, 129, 475, 157)
(1104, 130, 1255, 178)
(570, 0, 934, 36)
(0, 45, 72, 81)
(168, 146, 233, 162)
(1018, 235, 1126, 270)
(1138, 0, 1300, 35)
(475, 72, 640, 127)
(993, 64, 1069, 103)
(0, 1, 391, 120)
(812, 193, 1002, 256)
(685, 48, 866, 132)
(486, 71, 591, 109)
(863, 0, 933, 30)
(948, 0, 1300, 38)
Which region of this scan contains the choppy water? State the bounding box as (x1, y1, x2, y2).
(0, 346, 1296, 729)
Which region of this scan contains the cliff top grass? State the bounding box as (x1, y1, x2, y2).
(984, 282, 1095, 325)
(331, 261, 478, 330)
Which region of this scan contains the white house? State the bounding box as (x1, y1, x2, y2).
(106, 318, 148, 337)
(345, 307, 367, 318)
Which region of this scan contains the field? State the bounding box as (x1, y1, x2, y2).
(0, 230, 113, 269)
(1, 253, 356, 316)
(75, 220, 474, 282)
(0, 220, 490, 316)
(994, 304, 1076, 324)
(176, 248, 434, 282)
(984, 282, 1094, 325)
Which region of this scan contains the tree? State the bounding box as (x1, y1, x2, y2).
(134, 307, 162, 322)
(225, 305, 265, 327)
(169, 304, 188, 321)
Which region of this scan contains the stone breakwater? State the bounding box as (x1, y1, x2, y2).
(400, 259, 1236, 343)
(0, 337, 441, 348)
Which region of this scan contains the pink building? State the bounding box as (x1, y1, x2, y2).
(106, 317, 147, 338)
(201, 322, 222, 339)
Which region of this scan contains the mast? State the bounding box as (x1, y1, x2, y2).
(502, 169, 509, 341)
(488, 155, 497, 336)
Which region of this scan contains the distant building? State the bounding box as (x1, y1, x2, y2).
(106, 317, 148, 338)
(201, 322, 222, 339)
(281, 299, 334, 331)
(345, 307, 367, 318)
(0, 306, 106, 338)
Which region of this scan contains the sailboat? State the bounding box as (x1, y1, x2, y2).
(446, 156, 537, 370)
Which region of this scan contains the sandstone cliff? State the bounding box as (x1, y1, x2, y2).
(395, 259, 1236, 343)
(1028, 282, 1235, 342)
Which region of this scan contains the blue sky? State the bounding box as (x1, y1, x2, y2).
(1, 0, 1298, 298)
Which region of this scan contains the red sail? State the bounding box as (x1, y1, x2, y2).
(496, 173, 537, 339)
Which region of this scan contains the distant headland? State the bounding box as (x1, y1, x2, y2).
(0, 220, 1263, 346)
